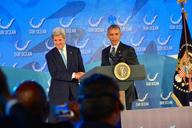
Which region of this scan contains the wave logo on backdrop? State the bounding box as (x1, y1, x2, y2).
(88, 16, 103, 27)
(45, 39, 54, 50)
(0, 18, 16, 35)
(14, 40, 32, 57)
(117, 16, 132, 32)
(0, 18, 15, 29)
(160, 91, 173, 105)
(1, 63, 18, 68)
(88, 16, 104, 32)
(136, 93, 149, 107)
(12, 63, 18, 68)
(130, 36, 146, 52)
(29, 18, 46, 29)
(169, 15, 182, 30)
(32, 61, 47, 72)
(59, 17, 75, 28)
(75, 38, 90, 54)
(29, 17, 47, 34)
(102, 38, 110, 47)
(146, 72, 159, 86)
(59, 17, 77, 33)
(157, 35, 173, 51)
(143, 15, 159, 31)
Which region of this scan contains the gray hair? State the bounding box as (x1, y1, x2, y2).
(52, 27, 66, 39)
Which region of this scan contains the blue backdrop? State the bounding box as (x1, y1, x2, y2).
(0, 0, 192, 109)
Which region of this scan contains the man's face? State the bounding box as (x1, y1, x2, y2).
(107, 28, 121, 46)
(53, 35, 65, 49)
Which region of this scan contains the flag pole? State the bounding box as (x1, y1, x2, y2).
(179, 1, 188, 54)
(178, 0, 190, 76)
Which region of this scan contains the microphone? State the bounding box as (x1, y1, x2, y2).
(109, 52, 117, 65)
(109, 51, 125, 65)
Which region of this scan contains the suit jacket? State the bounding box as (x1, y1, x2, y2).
(101, 42, 139, 103)
(46, 45, 85, 106)
(101, 42, 139, 66)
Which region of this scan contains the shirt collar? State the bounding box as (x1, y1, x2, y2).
(110, 41, 120, 51)
(58, 45, 67, 52)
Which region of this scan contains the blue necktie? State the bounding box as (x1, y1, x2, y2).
(109, 47, 116, 65)
(60, 49, 67, 68)
(111, 47, 116, 56)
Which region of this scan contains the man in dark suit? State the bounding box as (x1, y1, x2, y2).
(46, 27, 85, 122)
(101, 24, 139, 110)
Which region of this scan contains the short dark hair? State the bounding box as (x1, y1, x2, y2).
(107, 24, 121, 33)
(78, 74, 123, 121)
(15, 81, 49, 121)
(0, 68, 10, 113)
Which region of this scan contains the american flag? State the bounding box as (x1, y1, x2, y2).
(178, 67, 186, 78)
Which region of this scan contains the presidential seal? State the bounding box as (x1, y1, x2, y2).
(114, 62, 131, 81)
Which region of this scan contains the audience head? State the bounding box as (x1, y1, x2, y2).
(0, 68, 10, 99)
(78, 74, 123, 125)
(0, 68, 11, 115)
(14, 81, 49, 121)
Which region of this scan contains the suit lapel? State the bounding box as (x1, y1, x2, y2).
(116, 42, 124, 55)
(66, 45, 73, 70)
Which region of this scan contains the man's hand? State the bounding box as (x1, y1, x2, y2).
(75, 72, 85, 80)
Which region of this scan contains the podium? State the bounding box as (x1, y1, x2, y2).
(81, 64, 146, 107)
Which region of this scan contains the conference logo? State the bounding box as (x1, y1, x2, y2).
(74, 38, 90, 54)
(45, 39, 54, 50)
(116, 16, 131, 26)
(157, 35, 172, 46)
(146, 72, 159, 86)
(0, 18, 16, 35)
(160, 91, 173, 105)
(102, 38, 110, 47)
(29, 17, 46, 29)
(29, 17, 47, 34)
(0, 18, 15, 29)
(116, 16, 132, 32)
(59, 17, 75, 28)
(130, 36, 146, 52)
(169, 15, 182, 30)
(136, 93, 149, 107)
(59, 17, 77, 33)
(143, 15, 159, 31)
(157, 35, 173, 51)
(32, 61, 47, 72)
(14, 40, 32, 57)
(88, 16, 104, 32)
(12, 63, 18, 68)
(88, 16, 103, 27)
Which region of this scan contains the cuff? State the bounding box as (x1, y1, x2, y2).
(72, 72, 76, 79)
(6, 99, 18, 116)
